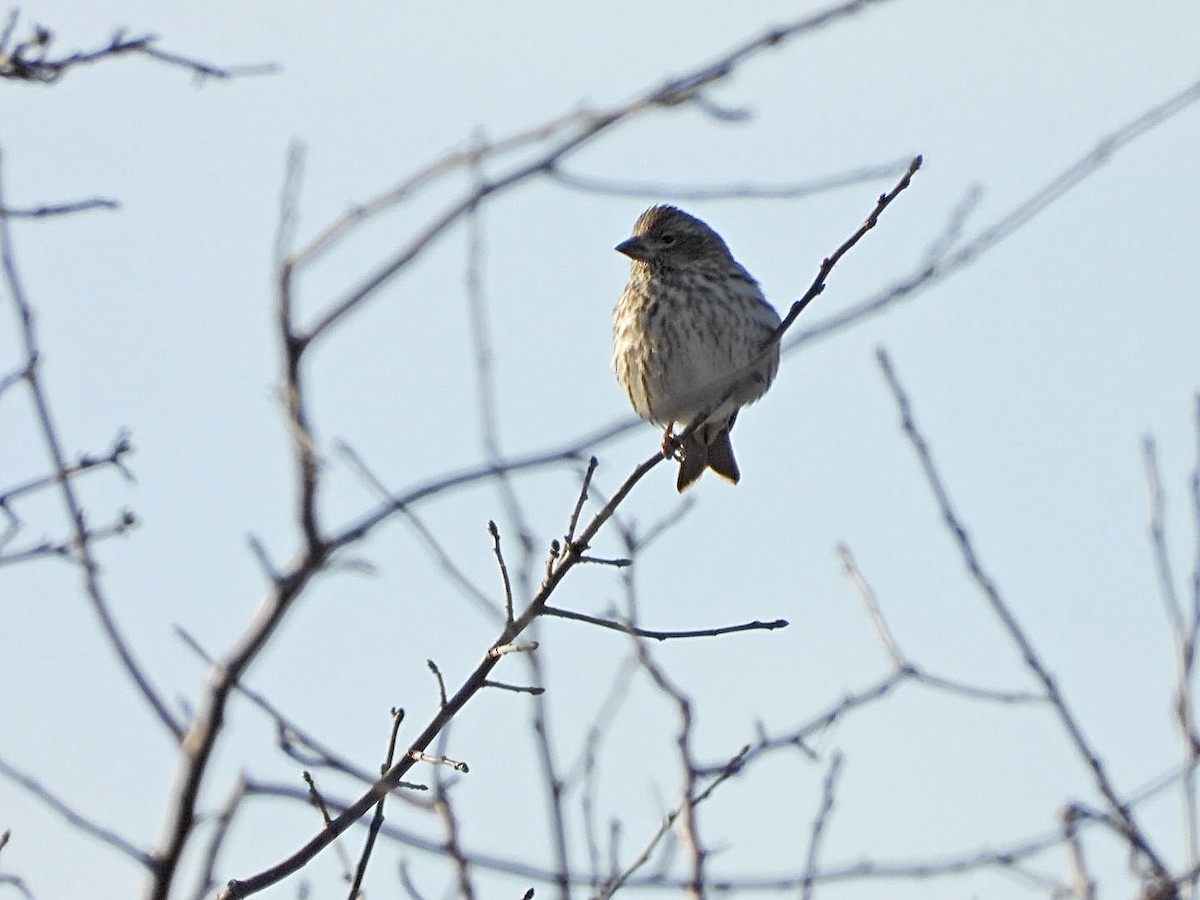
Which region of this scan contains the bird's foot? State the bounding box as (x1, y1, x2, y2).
(661, 427, 682, 461)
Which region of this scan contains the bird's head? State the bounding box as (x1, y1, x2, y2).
(615, 205, 732, 269)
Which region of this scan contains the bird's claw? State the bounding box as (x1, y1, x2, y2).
(661, 427, 682, 461)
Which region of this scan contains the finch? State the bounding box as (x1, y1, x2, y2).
(613, 205, 781, 491)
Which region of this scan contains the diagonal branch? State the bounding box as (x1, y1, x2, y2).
(0, 753, 151, 867)
(877, 346, 1172, 884)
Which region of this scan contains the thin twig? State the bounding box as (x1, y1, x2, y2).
(463, 183, 536, 560)
(347, 708, 407, 899)
(564, 457, 600, 547)
(522, 637, 571, 900)
(398, 860, 427, 900)
(0, 752, 151, 867)
(549, 157, 911, 201)
(906, 669, 1042, 706)
(432, 775, 475, 900)
(174, 627, 398, 786)
(1146, 438, 1185, 633)
(0, 10, 19, 53)
(631, 641, 705, 898)
(304, 772, 356, 883)
(0, 17, 274, 83)
(0, 508, 137, 567)
(340, 439, 499, 616)
(0, 196, 118, 217)
(303, 771, 336, 828)
(1145, 435, 1200, 888)
(0, 431, 134, 507)
(800, 753, 844, 900)
(1190, 393, 1200, 652)
(427, 660, 449, 709)
(775, 155, 923, 339)
(838, 543, 906, 669)
(190, 776, 247, 900)
(0, 154, 180, 738)
(411, 752, 469, 774)
(543, 605, 788, 641)
(596, 746, 749, 899)
(489, 520, 515, 624)
(0, 874, 34, 900)
(837, 544, 1041, 703)
(482, 680, 545, 695)
(1062, 805, 1097, 900)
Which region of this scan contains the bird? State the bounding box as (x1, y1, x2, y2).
(612, 205, 781, 492)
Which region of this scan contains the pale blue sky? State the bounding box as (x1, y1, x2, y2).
(2, 2, 1199, 898)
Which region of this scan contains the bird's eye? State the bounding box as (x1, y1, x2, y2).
(660, 233, 677, 245)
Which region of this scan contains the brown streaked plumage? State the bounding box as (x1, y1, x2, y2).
(613, 205, 780, 491)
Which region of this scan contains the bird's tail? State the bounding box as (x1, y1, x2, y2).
(676, 426, 741, 492)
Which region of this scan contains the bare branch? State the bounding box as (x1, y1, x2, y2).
(0, 196, 118, 217)
(482, 680, 545, 696)
(1145, 435, 1200, 884)
(303, 772, 358, 885)
(190, 776, 247, 900)
(1146, 437, 1185, 634)
(564, 457, 600, 548)
(489, 520, 516, 624)
(432, 775, 476, 900)
(522, 644, 571, 900)
(463, 188, 536, 558)
(0, 507, 137, 567)
(347, 709, 407, 900)
(800, 753, 844, 900)
(837, 544, 1041, 704)
(0, 431, 134, 508)
(0, 15, 275, 84)
(597, 746, 750, 898)
(427, 660, 449, 709)
(0, 753, 151, 867)
(547, 157, 911, 200)
(838, 543, 906, 669)
(543, 605, 788, 641)
(1190, 393, 1200, 648)
(489, 641, 539, 658)
(174, 627, 404, 787)
(632, 642, 705, 897)
(397, 860, 427, 900)
(0, 154, 180, 738)
(411, 752, 469, 774)
(1062, 805, 1097, 900)
(775, 155, 923, 339)
(878, 346, 1172, 883)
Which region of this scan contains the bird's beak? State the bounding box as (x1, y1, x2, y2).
(615, 236, 652, 262)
